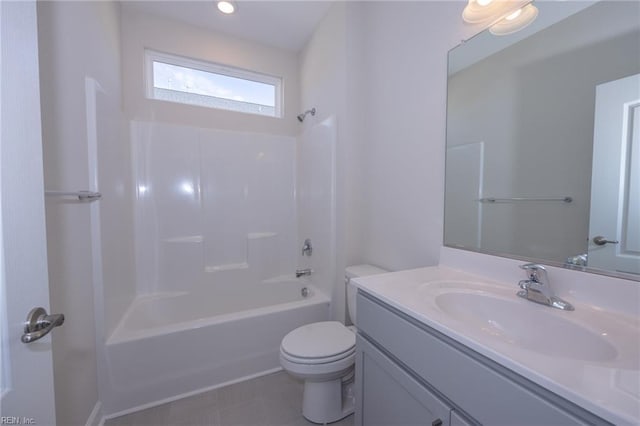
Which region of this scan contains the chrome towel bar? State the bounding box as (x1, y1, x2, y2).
(477, 196, 572, 203)
(45, 190, 102, 201)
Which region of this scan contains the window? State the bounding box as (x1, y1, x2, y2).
(145, 50, 282, 118)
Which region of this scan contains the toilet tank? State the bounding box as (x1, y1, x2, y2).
(345, 264, 387, 325)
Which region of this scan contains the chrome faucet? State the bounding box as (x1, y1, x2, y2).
(296, 268, 312, 278)
(301, 238, 313, 256)
(517, 263, 574, 311)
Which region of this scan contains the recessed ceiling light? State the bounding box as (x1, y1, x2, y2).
(217, 1, 236, 15)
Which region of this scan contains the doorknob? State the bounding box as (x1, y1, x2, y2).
(21, 307, 65, 344)
(592, 236, 619, 246)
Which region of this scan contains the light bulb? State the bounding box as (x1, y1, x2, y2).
(463, 0, 510, 24)
(505, 8, 522, 21)
(490, 4, 539, 36)
(217, 1, 235, 14)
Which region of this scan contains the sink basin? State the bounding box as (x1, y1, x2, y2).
(433, 290, 618, 362)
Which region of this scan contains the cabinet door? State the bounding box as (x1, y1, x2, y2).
(357, 335, 451, 426)
(451, 410, 473, 426)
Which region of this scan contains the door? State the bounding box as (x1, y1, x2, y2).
(588, 73, 640, 275)
(0, 1, 57, 424)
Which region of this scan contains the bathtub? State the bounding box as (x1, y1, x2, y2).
(102, 278, 330, 416)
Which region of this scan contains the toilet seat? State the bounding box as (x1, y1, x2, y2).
(280, 321, 355, 365)
(281, 346, 355, 365)
(279, 349, 355, 381)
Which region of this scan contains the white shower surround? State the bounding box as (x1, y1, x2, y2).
(130, 121, 299, 297)
(100, 121, 337, 416)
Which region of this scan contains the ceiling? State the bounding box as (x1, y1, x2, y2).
(121, 1, 333, 52)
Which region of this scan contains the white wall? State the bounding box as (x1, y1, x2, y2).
(120, 6, 300, 136)
(37, 1, 131, 425)
(298, 1, 479, 321)
(356, 2, 478, 272)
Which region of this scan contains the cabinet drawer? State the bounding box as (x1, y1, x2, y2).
(357, 291, 609, 426)
(356, 335, 451, 426)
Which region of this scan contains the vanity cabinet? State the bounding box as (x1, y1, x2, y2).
(355, 291, 611, 426)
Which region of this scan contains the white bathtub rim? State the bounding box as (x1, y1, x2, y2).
(261, 274, 310, 284)
(102, 366, 284, 420)
(107, 285, 329, 345)
(107, 290, 188, 342)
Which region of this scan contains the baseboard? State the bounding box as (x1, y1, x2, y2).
(86, 401, 104, 426)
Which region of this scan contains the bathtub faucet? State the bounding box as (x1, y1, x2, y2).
(301, 238, 313, 256)
(296, 268, 313, 278)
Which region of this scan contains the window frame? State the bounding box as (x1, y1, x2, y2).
(144, 49, 283, 118)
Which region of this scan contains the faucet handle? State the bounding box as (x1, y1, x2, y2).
(519, 263, 546, 271)
(519, 263, 548, 283)
(518, 279, 532, 290)
(301, 238, 313, 256)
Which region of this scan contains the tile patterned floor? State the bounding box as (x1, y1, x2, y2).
(104, 371, 355, 426)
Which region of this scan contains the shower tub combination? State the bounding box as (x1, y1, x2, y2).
(103, 277, 329, 416)
(101, 120, 336, 416)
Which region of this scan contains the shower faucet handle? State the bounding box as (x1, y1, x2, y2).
(302, 238, 313, 256)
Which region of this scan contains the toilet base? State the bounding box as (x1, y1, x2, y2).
(302, 375, 355, 424)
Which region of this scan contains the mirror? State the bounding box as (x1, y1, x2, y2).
(444, 1, 640, 279)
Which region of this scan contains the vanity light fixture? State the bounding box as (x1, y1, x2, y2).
(462, 0, 538, 36)
(490, 3, 539, 35)
(217, 1, 236, 14)
(462, 0, 510, 24)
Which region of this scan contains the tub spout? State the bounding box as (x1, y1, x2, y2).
(296, 268, 312, 278)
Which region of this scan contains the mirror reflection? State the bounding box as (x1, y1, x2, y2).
(445, 1, 640, 278)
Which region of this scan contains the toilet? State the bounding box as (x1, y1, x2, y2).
(280, 264, 387, 424)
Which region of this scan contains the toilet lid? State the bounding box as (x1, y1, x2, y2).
(281, 321, 355, 360)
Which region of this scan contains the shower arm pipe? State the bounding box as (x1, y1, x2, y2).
(297, 107, 316, 122)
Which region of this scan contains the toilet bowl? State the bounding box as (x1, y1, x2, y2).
(279, 264, 387, 424)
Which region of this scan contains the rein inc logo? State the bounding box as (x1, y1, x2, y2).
(0, 418, 35, 425)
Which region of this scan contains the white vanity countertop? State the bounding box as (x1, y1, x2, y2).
(353, 266, 640, 426)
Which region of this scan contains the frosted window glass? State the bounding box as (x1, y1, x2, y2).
(147, 51, 281, 118)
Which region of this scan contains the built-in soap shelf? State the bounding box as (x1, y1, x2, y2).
(248, 232, 277, 239)
(205, 263, 249, 273)
(188, 231, 280, 275)
(162, 232, 276, 244)
(163, 235, 204, 243)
